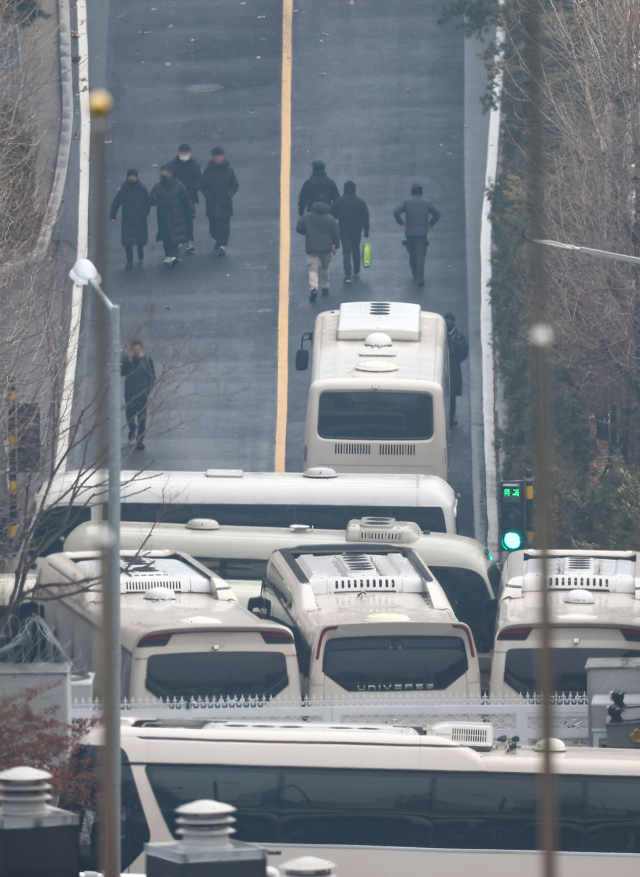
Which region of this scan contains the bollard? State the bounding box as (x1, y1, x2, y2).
(146, 799, 267, 877)
(0, 765, 79, 877)
(281, 857, 336, 877)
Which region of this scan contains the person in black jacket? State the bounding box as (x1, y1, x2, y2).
(298, 161, 339, 216)
(121, 340, 155, 450)
(200, 147, 239, 256)
(166, 144, 202, 254)
(331, 181, 370, 283)
(109, 170, 151, 269)
(149, 166, 193, 266)
(445, 313, 469, 428)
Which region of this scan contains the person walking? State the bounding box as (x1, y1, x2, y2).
(166, 143, 202, 254)
(393, 184, 441, 287)
(296, 195, 340, 302)
(445, 313, 469, 429)
(109, 169, 151, 269)
(330, 181, 370, 283)
(200, 146, 239, 256)
(149, 165, 193, 266)
(121, 340, 155, 450)
(298, 160, 339, 216)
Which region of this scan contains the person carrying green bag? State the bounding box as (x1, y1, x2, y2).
(330, 181, 370, 283)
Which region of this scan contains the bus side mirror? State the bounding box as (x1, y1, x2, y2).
(295, 331, 313, 371)
(248, 596, 270, 617)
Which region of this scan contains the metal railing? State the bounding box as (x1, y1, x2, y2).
(72, 693, 590, 745)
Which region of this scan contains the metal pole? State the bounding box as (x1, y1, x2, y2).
(523, 0, 556, 873)
(88, 87, 120, 877)
(533, 238, 640, 266)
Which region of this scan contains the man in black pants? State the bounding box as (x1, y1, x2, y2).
(445, 313, 469, 428)
(109, 169, 151, 269)
(121, 340, 155, 450)
(200, 147, 239, 256)
(393, 184, 440, 287)
(330, 181, 370, 283)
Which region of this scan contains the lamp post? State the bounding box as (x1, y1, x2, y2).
(68, 256, 121, 877)
(533, 238, 640, 266)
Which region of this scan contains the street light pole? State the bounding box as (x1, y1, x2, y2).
(533, 238, 640, 266)
(69, 258, 121, 877)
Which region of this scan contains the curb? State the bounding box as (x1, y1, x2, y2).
(0, 0, 74, 276)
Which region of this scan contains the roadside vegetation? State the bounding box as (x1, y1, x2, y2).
(440, 0, 640, 548)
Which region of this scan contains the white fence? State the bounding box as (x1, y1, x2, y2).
(72, 693, 590, 745)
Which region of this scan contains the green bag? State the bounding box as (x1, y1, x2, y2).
(362, 242, 372, 267)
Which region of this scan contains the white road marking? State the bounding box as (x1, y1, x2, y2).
(55, 0, 91, 468)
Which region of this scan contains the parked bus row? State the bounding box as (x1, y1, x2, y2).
(36, 526, 640, 700)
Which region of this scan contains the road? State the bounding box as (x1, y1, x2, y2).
(63, 0, 490, 538)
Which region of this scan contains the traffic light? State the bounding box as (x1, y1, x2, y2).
(500, 480, 526, 551)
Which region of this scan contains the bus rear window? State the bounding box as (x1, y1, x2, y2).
(317, 392, 433, 441)
(505, 646, 640, 695)
(146, 652, 289, 700)
(323, 636, 468, 691)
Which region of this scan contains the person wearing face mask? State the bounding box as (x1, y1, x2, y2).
(109, 169, 151, 269)
(149, 165, 194, 267)
(200, 147, 239, 256)
(166, 143, 201, 254)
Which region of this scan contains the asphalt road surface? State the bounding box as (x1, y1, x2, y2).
(67, 0, 488, 537)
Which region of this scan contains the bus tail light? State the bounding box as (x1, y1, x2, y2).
(316, 626, 338, 659)
(452, 623, 475, 657)
(497, 627, 532, 641)
(262, 631, 294, 644)
(621, 628, 640, 642)
(138, 633, 172, 647)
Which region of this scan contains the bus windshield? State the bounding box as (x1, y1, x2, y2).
(323, 635, 468, 691)
(317, 392, 433, 440)
(146, 651, 289, 700)
(505, 646, 640, 695)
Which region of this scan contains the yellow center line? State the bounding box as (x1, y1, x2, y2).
(275, 0, 293, 472)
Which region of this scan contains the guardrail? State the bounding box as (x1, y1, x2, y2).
(72, 693, 590, 745)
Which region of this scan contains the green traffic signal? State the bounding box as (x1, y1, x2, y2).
(501, 530, 524, 551)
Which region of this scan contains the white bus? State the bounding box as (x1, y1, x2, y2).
(258, 545, 481, 697)
(36, 467, 458, 554)
(490, 549, 640, 696)
(82, 721, 640, 875)
(64, 517, 500, 654)
(296, 302, 449, 479)
(36, 550, 301, 702)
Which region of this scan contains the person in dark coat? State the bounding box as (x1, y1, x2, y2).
(109, 169, 151, 269)
(121, 340, 155, 450)
(149, 165, 193, 267)
(296, 195, 340, 302)
(298, 161, 339, 216)
(199, 147, 239, 256)
(445, 313, 469, 428)
(393, 184, 441, 287)
(330, 181, 370, 283)
(166, 143, 201, 254)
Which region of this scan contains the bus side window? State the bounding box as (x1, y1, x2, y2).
(78, 749, 149, 872)
(263, 574, 311, 677)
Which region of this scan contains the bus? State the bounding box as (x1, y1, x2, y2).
(296, 302, 449, 479)
(490, 549, 640, 695)
(81, 721, 640, 876)
(257, 545, 481, 697)
(63, 517, 500, 653)
(36, 468, 458, 555)
(36, 550, 301, 702)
